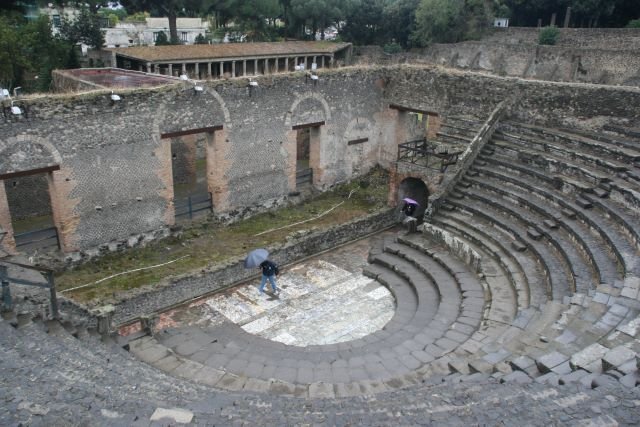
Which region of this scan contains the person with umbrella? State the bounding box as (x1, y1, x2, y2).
(401, 197, 419, 233)
(244, 248, 280, 295)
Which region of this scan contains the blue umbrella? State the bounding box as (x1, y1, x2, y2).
(244, 248, 269, 268)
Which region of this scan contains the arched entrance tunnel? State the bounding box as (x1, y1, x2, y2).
(397, 177, 429, 222)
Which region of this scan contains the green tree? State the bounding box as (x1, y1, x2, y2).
(538, 25, 559, 44)
(412, 0, 493, 47)
(290, 0, 345, 40)
(59, 7, 105, 49)
(154, 30, 170, 45)
(384, 0, 419, 48)
(412, 0, 465, 45)
(627, 19, 640, 28)
(340, 0, 386, 45)
(1, 14, 78, 93)
(194, 32, 207, 43)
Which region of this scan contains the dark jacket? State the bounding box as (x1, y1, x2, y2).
(260, 260, 278, 276)
(402, 203, 416, 217)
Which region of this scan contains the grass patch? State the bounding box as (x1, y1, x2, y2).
(57, 168, 389, 305)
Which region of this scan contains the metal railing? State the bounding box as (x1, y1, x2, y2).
(14, 226, 60, 251)
(0, 261, 59, 319)
(175, 192, 213, 220)
(397, 138, 463, 173)
(296, 168, 313, 186)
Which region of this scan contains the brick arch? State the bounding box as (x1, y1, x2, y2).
(284, 92, 332, 127)
(155, 86, 231, 136)
(0, 135, 63, 174)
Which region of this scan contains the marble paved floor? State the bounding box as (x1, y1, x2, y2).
(155, 230, 398, 346)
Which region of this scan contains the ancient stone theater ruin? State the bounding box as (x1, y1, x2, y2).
(1, 32, 639, 425)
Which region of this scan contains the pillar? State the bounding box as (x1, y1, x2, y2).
(168, 64, 173, 76)
(195, 63, 200, 79)
(312, 56, 317, 70)
(219, 62, 224, 77)
(0, 181, 16, 254)
(243, 60, 247, 76)
(207, 62, 212, 78)
(285, 57, 289, 72)
(254, 59, 258, 75)
(294, 57, 299, 69)
(231, 61, 236, 77)
(321, 56, 325, 68)
(146, 62, 151, 73)
(304, 56, 308, 69)
(181, 63, 186, 76)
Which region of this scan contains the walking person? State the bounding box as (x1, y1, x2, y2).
(258, 259, 279, 295)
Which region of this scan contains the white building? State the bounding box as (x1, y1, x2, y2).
(105, 18, 209, 48)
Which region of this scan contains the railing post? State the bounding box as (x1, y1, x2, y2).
(0, 265, 12, 313)
(46, 270, 59, 319)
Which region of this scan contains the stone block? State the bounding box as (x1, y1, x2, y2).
(511, 240, 527, 252)
(468, 359, 494, 374)
(619, 373, 639, 388)
(570, 343, 609, 371)
(536, 351, 569, 374)
(150, 407, 193, 424)
(542, 219, 558, 229)
(561, 208, 576, 219)
(527, 227, 543, 240)
(500, 371, 532, 384)
(602, 346, 636, 371)
(510, 355, 535, 372)
(575, 198, 592, 209)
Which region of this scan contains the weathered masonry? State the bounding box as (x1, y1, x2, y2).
(1, 66, 639, 260)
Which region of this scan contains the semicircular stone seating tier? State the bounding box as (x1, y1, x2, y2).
(123, 119, 640, 397)
(1, 119, 640, 424)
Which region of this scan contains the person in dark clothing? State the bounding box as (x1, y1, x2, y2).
(401, 201, 418, 233)
(402, 202, 416, 217)
(258, 259, 279, 294)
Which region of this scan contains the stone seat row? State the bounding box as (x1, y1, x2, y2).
(479, 142, 640, 276)
(421, 121, 640, 390)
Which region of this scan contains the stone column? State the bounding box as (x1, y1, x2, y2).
(312, 56, 316, 70)
(168, 64, 173, 76)
(0, 182, 16, 255)
(195, 63, 200, 79)
(254, 59, 258, 75)
(243, 60, 247, 76)
(219, 62, 224, 77)
(146, 62, 151, 73)
(207, 62, 212, 78)
(294, 57, 299, 69)
(181, 63, 187, 76)
(285, 57, 289, 72)
(304, 56, 308, 69)
(321, 56, 325, 68)
(231, 61, 236, 77)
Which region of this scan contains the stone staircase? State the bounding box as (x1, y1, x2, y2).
(2, 119, 640, 424)
(424, 121, 640, 391)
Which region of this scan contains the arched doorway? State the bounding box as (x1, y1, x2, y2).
(398, 177, 429, 222)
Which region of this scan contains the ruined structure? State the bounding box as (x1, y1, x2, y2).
(1, 34, 640, 424)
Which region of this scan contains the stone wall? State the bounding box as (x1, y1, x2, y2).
(0, 69, 389, 256)
(354, 28, 640, 86)
(111, 208, 398, 324)
(2, 65, 640, 258)
(4, 174, 52, 220)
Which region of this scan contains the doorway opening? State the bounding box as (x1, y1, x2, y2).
(292, 121, 324, 189)
(162, 127, 223, 222)
(296, 128, 312, 186)
(398, 177, 429, 223)
(2, 167, 60, 252)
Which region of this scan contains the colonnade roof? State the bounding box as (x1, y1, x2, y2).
(111, 41, 352, 63)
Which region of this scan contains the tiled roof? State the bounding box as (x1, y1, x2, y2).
(112, 41, 351, 63)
